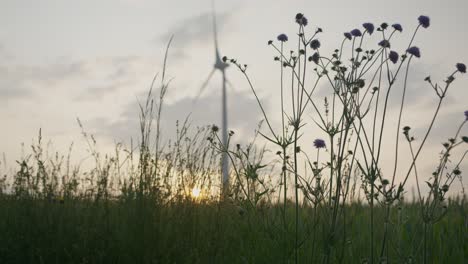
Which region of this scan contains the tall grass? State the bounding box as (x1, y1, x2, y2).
(0, 13, 467, 264)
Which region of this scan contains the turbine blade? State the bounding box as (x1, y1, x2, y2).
(193, 68, 216, 104)
(211, 0, 221, 61)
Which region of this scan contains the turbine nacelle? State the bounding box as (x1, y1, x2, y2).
(214, 56, 229, 71)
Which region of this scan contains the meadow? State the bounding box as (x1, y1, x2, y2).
(1, 13, 467, 263)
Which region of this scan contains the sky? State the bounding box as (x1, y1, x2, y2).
(1, 0, 467, 195)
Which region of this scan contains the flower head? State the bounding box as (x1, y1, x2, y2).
(351, 29, 362, 37)
(313, 139, 326, 149)
(407, 46, 421, 58)
(277, 34, 288, 42)
(389, 51, 399, 64)
(309, 52, 320, 64)
(310, 39, 321, 50)
(456, 63, 466, 73)
(295, 13, 308, 26)
(378, 39, 391, 48)
(363, 23, 375, 35)
(392, 23, 403, 32)
(465, 110, 468, 120)
(418, 15, 430, 28)
(344, 32, 352, 40)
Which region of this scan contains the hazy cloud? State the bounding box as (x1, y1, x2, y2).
(88, 87, 266, 145)
(157, 11, 232, 60)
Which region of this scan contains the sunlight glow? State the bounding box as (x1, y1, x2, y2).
(191, 187, 201, 198)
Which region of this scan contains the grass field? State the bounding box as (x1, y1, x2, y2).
(1, 12, 468, 264)
(0, 195, 466, 263)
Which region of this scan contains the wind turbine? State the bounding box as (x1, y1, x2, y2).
(194, 0, 230, 196)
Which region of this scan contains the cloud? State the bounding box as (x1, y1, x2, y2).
(87, 86, 266, 146)
(0, 60, 88, 103)
(156, 11, 232, 60)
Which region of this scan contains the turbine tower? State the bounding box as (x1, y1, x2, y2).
(194, 0, 230, 196)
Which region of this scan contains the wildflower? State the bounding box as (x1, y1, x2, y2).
(392, 23, 403, 32)
(363, 23, 375, 35)
(389, 51, 399, 64)
(418, 15, 430, 28)
(462, 136, 468, 143)
(441, 184, 449, 192)
(378, 39, 391, 48)
(309, 52, 320, 64)
(277, 34, 288, 42)
(295, 13, 308, 26)
(380, 22, 388, 30)
(351, 29, 362, 37)
(453, 169, 461, 175)
(465, 110, 468, 120)
(310, 39, 321, 50)
(356, 79, 366, 88)
(313, 138, 326, 149)
(407, 46, 421, 58)
(344, 32, 352, 40)
(403, 126, 411, 135)
(268, 40, 273, 45)
(456, 63, 466, 73)
(211, 125, 219, 132)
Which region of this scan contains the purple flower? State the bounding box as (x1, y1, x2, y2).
(351, 29, 362, 37)
(418, 15, 430, 28)
(344, 32, 352, 40)
(310, 39, 321, 50)
(309, 52, 320, 64)
(378, 39, 391, 48)
(363, 23, 375, 35)
(296, 13, 308, 26)
(277, 34, 288, 42)
(456, 63, 466, 73)
(313, 139, 326, 149)
(465, 110, 468, 120)
(407, 46, 421, 58)
(392, 23, 403, 32)
(389, 51, 399, 64)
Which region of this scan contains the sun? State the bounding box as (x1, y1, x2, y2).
(191, 187, 201, 199)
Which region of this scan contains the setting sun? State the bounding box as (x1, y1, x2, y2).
(191, 187, 201, 198)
